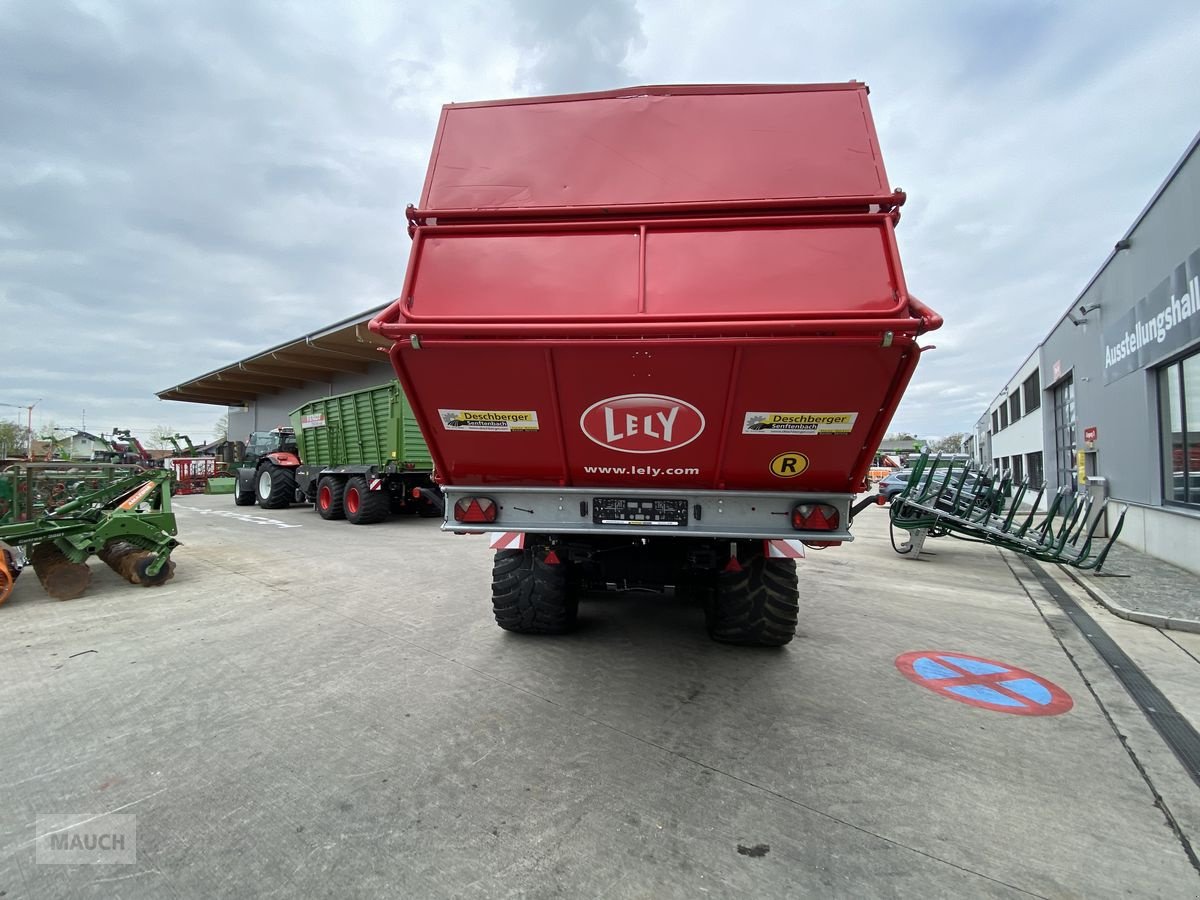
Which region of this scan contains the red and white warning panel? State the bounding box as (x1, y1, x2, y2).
(488, 532, 526, 551)
(765, 540, 807, 559)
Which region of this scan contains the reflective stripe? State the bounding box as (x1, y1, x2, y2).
(488, 532, 526, 550)
(764, 539, 806, 559)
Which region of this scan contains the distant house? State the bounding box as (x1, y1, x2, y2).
(24, 439, 53, 460)
(16, 432, 104, 461)
(64, 431, 110, 460)
(197, 438, 238, 462)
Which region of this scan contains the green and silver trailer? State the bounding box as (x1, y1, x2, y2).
(233, 381, 440, 524)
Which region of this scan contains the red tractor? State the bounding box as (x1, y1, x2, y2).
(231, 428, 301, 509)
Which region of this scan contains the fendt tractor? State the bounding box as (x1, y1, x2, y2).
(233, 381, 440, 524)
(232, 427, 301, 508)
(370, 83, 942, 646)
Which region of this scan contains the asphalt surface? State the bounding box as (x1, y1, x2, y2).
(1, 494, 1199, 898)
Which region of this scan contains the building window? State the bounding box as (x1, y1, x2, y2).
(1027, 451, 1044, 487)
(1159, 350, 1200, 507)
(1000, 404, 1009, 430)
(1024, 371, 1041, 413)
(1009, 392, 1022, 424)
(1012, 454, 1024, 483)
(992, 410, 1000, 433)
(1053, 377, 1076, 491)
(993, 457, 1000, 472)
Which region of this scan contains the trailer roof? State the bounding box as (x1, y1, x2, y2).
(156, 306, 391, 407)
(418, 82, 894, 215)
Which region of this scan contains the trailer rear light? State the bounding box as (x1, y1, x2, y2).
(791, 503, 839, 531)
(453, 497, 497, 524)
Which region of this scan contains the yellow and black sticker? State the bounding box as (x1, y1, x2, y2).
(438, 409, 539, 432)
(743, 412, 857, 435)
(769, 452, 809, 478)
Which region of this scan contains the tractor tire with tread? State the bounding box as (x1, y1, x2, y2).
(491, 548, 577, 634)
(233, 478, 255, 506)
(344, 475, 389, 525)
(707, 555, 799, 646)
(316, 477, 346, 520)
(256, 464, 296, 509)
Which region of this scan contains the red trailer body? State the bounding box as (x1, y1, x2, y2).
(371, 84, 941, 644)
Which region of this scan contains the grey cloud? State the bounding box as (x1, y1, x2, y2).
(1, 0, 451, 436)
(509, 0, 645, 94)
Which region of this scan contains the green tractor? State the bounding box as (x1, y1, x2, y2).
(232, 427, 301, 509)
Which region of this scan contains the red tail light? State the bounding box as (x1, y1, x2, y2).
(791, 503, 839, 531)
(453, 497, 497, 523)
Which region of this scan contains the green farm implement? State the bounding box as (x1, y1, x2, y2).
(0, 461, 152, 525)
(166, 434, 197, 457)
(0, 469, 179, 606)
(888, 452, 1126, 570)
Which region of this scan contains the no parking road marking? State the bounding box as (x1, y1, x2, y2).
(895, 651, 1073, 716)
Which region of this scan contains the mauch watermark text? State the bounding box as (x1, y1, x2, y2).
(36, 814, 136, 864)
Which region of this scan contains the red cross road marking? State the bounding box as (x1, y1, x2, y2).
(895, 650, 1074, 716)
(927, 657, 1033, 706)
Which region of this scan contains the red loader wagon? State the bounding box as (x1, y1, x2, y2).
(371, 83, 941, 645)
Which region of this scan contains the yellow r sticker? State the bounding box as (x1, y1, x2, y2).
(769, 452, 809, 478)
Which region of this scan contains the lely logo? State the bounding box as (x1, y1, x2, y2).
(580, 394, 705, 454)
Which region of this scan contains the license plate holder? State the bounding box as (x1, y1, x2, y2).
(592, 497, 689, 526)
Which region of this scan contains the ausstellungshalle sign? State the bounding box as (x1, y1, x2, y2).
(1103, 246, 1200, 384)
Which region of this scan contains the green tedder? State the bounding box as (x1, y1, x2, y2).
(0, 469, 179, 606)
(888, 452, 1126, 570)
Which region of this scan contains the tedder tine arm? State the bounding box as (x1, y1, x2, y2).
(1015, 483, 1046, 538)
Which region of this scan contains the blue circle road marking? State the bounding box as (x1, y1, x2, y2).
(895, 651, 1073, 716)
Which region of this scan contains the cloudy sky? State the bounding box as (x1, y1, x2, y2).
(3, 0, 1200, 446)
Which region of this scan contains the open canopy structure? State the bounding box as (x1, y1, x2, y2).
(156, 307, 392, 407)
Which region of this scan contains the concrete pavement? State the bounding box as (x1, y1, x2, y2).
(1, 495, 1198, 898)
(1065, 536, 1200, 631)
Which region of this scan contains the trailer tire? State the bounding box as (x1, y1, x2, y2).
(491, 549, 576, 634)
(316, 477, 345, 520)
(708, 556, 798, 646)
(344, 476, 389, 525)
(256, 464, 295, 509)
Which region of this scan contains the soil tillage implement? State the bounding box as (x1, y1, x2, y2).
(0, 469, 180, 605)
(0, 461, 150, 525)
(888, 452, 1126, 569)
